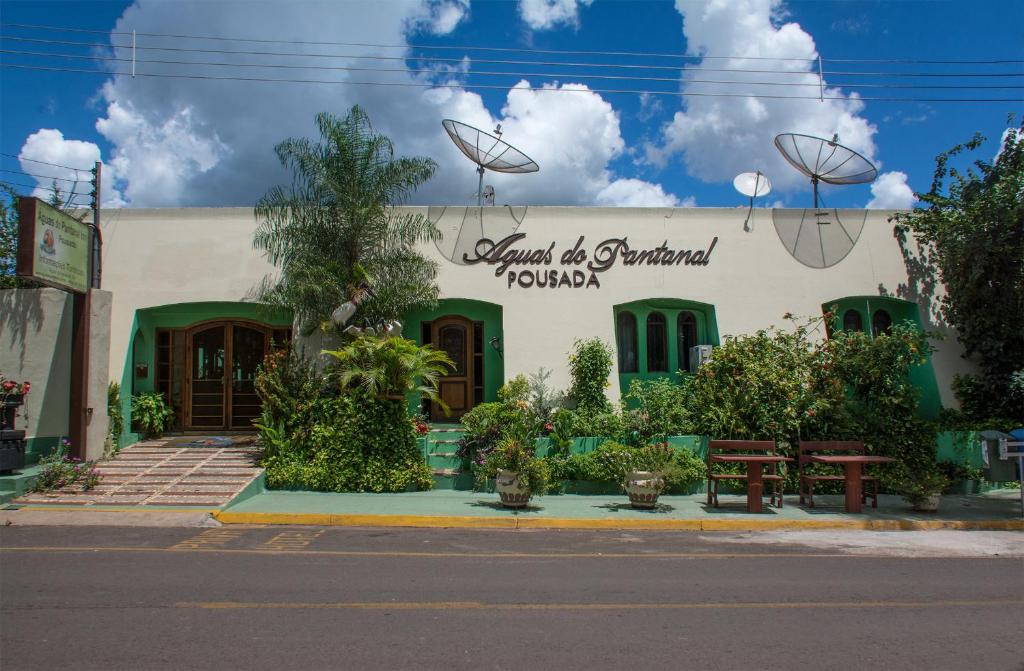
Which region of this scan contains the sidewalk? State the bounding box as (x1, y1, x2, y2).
(211, 484, 1024, 531)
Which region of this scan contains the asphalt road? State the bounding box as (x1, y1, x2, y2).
(1, 525, 1022, 671)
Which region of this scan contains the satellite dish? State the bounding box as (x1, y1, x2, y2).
(774, 133, 877, 208)
(430, 205, 529, 265)
(442, 119, 539, 206)
(772, 208, 867, 269)
(733, 171, 772, 232)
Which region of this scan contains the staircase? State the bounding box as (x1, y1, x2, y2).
(422, 424, 473, 490)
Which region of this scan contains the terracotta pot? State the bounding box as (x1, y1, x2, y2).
(624, 470, 664, 509)
(496, 468, 531, 508)
(913, 493, 941, 512)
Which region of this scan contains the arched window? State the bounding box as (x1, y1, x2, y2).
(677, 311, 698, 372)
(843, 310, 864, 333)
(617, 311, 638, 373)
(872, 309, 892, 337)
(647, 312, 668, 372)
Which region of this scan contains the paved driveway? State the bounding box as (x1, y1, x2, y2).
(14, 438, 262, 507)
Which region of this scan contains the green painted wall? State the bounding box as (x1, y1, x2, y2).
(403, 298, 504, 416)
(118, 302, 292, 443)
(612, 298, 720, 397)
(824, 295, 942, 419)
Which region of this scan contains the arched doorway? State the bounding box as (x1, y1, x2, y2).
(184, 321, 276, 430)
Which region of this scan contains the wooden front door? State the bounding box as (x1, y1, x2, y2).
(185, 322, 269, 430)
(431, 316, 474, 421)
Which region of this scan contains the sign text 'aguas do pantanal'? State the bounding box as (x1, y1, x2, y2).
(17, 197, 90, 294)
(463, 233, 719, 289)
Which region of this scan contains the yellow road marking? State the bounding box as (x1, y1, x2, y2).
(175, 598, 1024, 611)
(170, 528, 247, 551)
(258, 529, 326, 552)
(1, 546, 1020, 560)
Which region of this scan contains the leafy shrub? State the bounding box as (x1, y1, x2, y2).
(105, 382, 124, 457)
(527, 368, 566, 424)
(458, 376, 543, 465)
(255, 347, 323, 430)
(621, 378, 691, 444)
(33, 441, 101, 492)
(130, 391, 174, 437)
(545, 441, 705, 493)
(567, 338, 614, 414)
(567, 409, 624, 440)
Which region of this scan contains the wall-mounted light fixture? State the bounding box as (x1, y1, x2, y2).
(489, 336, 503, 359)
(134, 363, 149, 378)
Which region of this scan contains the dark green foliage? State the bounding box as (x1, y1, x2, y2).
(130, 392, 174, 438)
(567, 338, 614, 414)
(253, 106, 440, 333)
(255, 347, 433, 493)
(545, 441, 705, 493)
(324, 334, 453, 404)
(621, 378, 691, 444)
(892, 120, 1024, 422)
(105, 382, 124, 457)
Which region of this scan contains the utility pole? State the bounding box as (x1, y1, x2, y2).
(89, 161, 102, 289)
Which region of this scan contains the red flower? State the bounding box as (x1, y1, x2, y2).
(21, 382, 31, 395)
(544, 423, 554, 432)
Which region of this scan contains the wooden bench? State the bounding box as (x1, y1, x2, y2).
(707, 440, 784, 509)
(798, 441, 879, 509)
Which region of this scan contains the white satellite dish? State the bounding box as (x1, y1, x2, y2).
(733, 171, 772, 232)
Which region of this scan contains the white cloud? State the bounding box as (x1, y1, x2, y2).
(595, 179, 689, 207)
(866, 171, 915, 209)
(518, 0, 593, 30)
(407, 0, 470, 35)
(18, 128, 125, 208)
(95, 93, 229, 207)
(647, 0, 880, 195)
(19, 1, 675, 209)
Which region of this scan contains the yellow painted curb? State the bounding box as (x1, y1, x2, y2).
(211, 511, 1024, 531)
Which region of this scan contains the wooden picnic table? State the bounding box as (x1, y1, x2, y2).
(710, 454, 792, 513)
(808, 455, 896, 513)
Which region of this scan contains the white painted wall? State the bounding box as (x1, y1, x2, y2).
(98, 206, 977, 406)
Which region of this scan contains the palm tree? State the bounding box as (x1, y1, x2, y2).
(323, 335, 454, 408)
(253, 106, 440, 334)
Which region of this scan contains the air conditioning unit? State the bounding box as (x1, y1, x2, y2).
(689, 345, 714, 373)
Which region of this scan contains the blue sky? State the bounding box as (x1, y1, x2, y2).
(1, 0, 1021, 210)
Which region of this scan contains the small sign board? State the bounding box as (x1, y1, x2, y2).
(16, 197, 90, 294)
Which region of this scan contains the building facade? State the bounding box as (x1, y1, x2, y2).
(99, 206, 974, 433)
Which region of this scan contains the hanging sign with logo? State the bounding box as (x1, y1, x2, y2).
(462, 233, 718, 289)
(16, 197, 90, 294)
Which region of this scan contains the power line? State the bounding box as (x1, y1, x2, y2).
(0, 179, 92, 199)
(4, 35, 1021, 79)
(4, 62, 1020, 103)
(3, 21, 1022, 65)
(0, 167, 84, 183)
(0, 152, 92, 173)
(6, 48, 1022, 91)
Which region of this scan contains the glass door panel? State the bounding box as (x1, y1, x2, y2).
(230, 326, 266, 429)
(190, 326, 225, 428)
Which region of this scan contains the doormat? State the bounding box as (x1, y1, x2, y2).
(164, 435, 259, 448)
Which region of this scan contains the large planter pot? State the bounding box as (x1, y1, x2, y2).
(624, 471, 664, 509)
(912, 494, 941, 512)
(1, 393, 24, 431)
(496, 468, 531, 508)
(0, 429, 27, 473)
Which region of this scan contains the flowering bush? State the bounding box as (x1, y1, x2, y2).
(32, 441, 101, 492)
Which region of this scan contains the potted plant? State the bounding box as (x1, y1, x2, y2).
(902, 469, 950, 512)
(1, 376, 30, 472)
(477, 438, 550, 508)
(623, 442, 675, 509)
